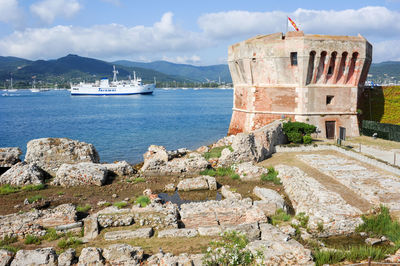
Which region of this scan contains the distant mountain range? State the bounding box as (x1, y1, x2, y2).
(0, 54, 399, 88)
(0, 54, 232, 88)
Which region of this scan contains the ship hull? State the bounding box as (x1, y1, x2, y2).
(70, 84, 155, 96)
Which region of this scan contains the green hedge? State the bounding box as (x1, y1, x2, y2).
(283, 121, 316, 144)
(361, 120, 400, 142)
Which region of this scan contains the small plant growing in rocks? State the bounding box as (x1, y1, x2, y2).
(42, 228, 64, 241)
(24, 234, 41, 245)
(260, 167, 281, 185)
(296, 212, 310, 228)
(113, 201, 128, 209)
(76, 204, 91, 213)
(203, 146, 233, 160)
(136, 196, 150, 207)
(203, 230, 263, 265)
(27, 195, 43, 204)
(57, 237, 83, 250)
(269, 208, 291, 225)
(127, 177, 146, 184)
(21, 184, 46, 191)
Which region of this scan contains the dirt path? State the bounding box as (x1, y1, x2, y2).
(258, 151, 373, 212)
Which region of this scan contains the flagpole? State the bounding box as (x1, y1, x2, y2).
(286, 16, 288, 33)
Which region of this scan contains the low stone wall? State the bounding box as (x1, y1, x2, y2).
(275, 144, 400, 176)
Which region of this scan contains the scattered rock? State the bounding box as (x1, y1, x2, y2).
(58, 248, 77, 266)
(223, 222, 260, 241)
(102, 244, 144, 265)
(197, 226, 222, 236)
(97, 201, 108, 207)
(141, 145, 209, 175)
(35, 204, 77, 228)
(0, 249, 14, 266)
(278, 225, 297, 237)
(249, 223, 313, 265)
(25, 138, 100, 176)
(221, 185, 242, 200)
(365, 237, 382, 246)
(234, 162, 268, 180)
(253, 186, 286, 215)
(52, 163, 108, 187)
(157, 228, 198, 238)
(102, 161, 136, 176)
(97, 212, 133, 228)
(276, 165, 363, 236)
(112, 193, 117, 198)
(143, 188, 152, 196)
(83, 217, 99, 240)
(0, 147, 21, 167)
(196, 146, 209, 154)
(104, 228, 154, 240)
(177, 176, 217, 191)
(11, 248, 57, 266)
(300, 228, 312, 241)
(164, 183, 176, 192)
(77, 247, 104, 266)
(0, 162, 45, 186)
(146, 252, 202, 266)
(180, 199, 266, 228)
(54, 222, 83, 232)
(386, 248, 400, 263)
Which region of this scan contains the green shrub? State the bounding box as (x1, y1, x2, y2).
(230, 173, 240, 180)
(303, 135, 313, 144)
(0, 245, 18, 253)
(203, 230, 262, 265)
(270, 209, 291, 225)
(356, 206, 400, 242)
(314, 249, 346, 266)
(260, 167, 281, 185)
(317, 222, 324, 232)
(199, 168, 217, 176)
(113, 201, 127, 209)
(287, 131, 303, 144)
(57, 237, 82, 250)
(24, 234, 41, 245)
(283, 121, 317, 144)
(203, 146, 233, 160)
(76, 204, 91, 213)
(21, 184, 46, 191)
(27, 195, 43, 204)
(136, 196, 150, 207)
(57, 191, 64, 195)
(0, 184, 20, 195)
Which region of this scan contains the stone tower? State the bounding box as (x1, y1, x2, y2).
(228, 31, 372, 138)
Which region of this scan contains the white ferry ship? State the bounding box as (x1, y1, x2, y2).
(70, 66, 155, 96)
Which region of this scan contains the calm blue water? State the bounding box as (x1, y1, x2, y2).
(0, 89, 233, 163)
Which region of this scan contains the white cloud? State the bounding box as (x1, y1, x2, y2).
(0, 13, 209, 59)
(198, 6, 400, 40)
(0, 0, 23, 25)
(374, 40, 400, 62)
(30, 0, 82, 24)
(162, 55, 201, 64)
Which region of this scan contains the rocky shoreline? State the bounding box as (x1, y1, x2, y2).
(1, 120, 400, 265)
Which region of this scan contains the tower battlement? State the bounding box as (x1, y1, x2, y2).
(228, 31, 372, 138)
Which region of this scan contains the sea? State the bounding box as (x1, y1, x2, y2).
(0, 88, 233, 164)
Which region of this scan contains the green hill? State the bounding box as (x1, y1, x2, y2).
(368, 61, 400, 84)
(114, 60, 232, 83)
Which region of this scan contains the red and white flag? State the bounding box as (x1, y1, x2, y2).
(288, 17, 299, 31)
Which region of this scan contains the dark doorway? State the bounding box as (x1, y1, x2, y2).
(326, 121, 336, 139)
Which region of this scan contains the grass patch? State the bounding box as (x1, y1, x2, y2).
(203, 146, 233, 160)
(0, 235, 17, 246)
(24, 234, 41, 245)
(113, 201, 128, 209)
(42, 228, 64, 241)
(136, 196, 150, 207)
(57, 237, 83, 250)
(21, 184, 46, 191)
(270, 208, 291, 225)
(200, 167, 239, 180)
(356, 206, 400, 243)
(0, 245, 18, 253)
(127, 177, 146, 184)
(76, 204, 91, 213)
(0, 184, 20, 195)
(260, 167, 281, 185)
(295, 212, 309, 228)
(27, 194, 43, 204)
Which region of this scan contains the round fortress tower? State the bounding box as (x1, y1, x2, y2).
(228, 31, 372, 138)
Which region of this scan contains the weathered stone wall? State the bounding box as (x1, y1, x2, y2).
(228, 31, 372, 138)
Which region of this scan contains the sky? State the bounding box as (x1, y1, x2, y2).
(0, 0, 400, 65)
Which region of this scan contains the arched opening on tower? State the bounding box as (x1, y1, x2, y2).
(326, 51, 337, 83)
(336, 52, 348, 84)
(306, 51, 316, 85)
(316, 51, 327, 83)
(347, 52, 358, 85)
